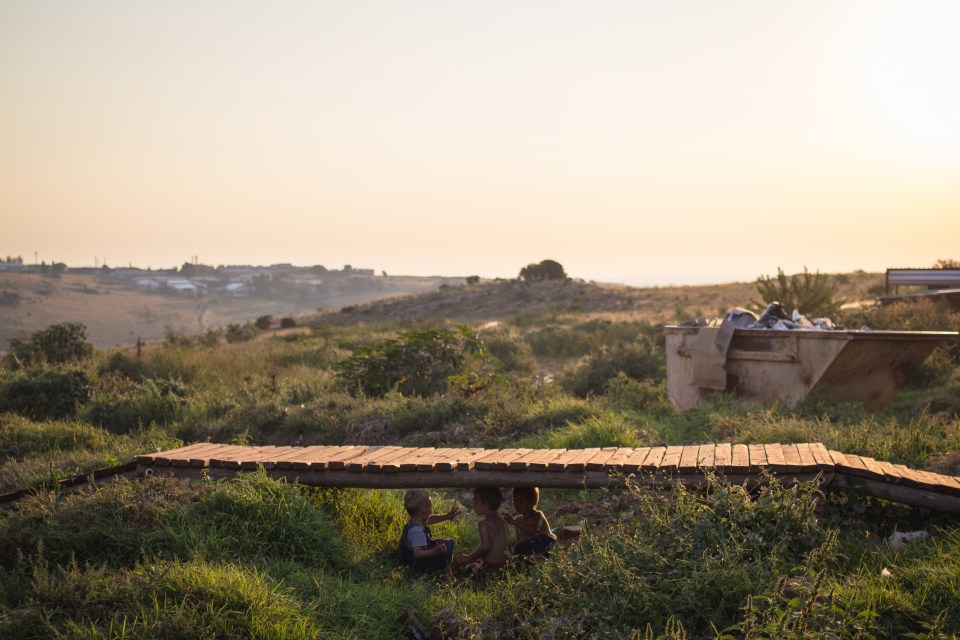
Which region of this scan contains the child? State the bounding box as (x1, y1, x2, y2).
(399, 489, 461, 573)
(504, 486, 557, 557)
(453, 486, 511, 573)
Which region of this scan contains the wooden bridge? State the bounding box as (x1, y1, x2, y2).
(129, 442, 960, 514)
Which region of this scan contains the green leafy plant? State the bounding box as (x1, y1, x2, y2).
(335, 326, 495, 397)
(755, 267, 843, 318)
(3, 322, 93, 369)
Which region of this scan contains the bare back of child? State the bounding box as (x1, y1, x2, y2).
(505, 487, 557, 558)
(453, 486, 511, 573)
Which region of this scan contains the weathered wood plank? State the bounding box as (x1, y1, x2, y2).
(622, 447, 654, 473)
(795, 443, 817, 471)
(345, 446, 402, 471)
(659, 446, 683, 473)
(781, 444, 803, 473)
(456, 448, 499, 471)
(547, 449, 590, 471)
(601, 447, 634, 472)
(524, 449, 567, 472)
(141, 442, 219, 465)
(764, 444, 786, 473)
(677, 445, 700, 473)
(586, 447, 622, 472)
(697, 444, 716, 469)
(366, 447, 416, 472)
(808, 443, 832, 470)
(713, 443, 732, 468)
(827, 449, 849, 468)
(565, 448, 602, 473)
(510, 449, 552, 471)
(730, 444, 749, 474)
(748, 444, 767, 471)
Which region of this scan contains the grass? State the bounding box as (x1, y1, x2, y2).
(1, 294, 959, 637)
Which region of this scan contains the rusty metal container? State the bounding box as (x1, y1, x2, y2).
(664, 327, 957, 412)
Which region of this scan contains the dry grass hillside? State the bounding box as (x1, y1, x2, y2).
(0, 272, 455, 350)
(317, 271, 884, 327)
(1, 270, 883, 350)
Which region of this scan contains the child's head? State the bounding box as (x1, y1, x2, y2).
(512, 486, 540, 512)
(473, 486, 503, 514)
(404, 489, 432, 517)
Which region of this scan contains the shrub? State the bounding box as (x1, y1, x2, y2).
(335, 326, 495, 397)
(0, 413, 112, 458)
(755, 267, 843, 318)
(480, 329, 535, 374)
(603, 374, 675, 416)
(279, 316, 297, 329)
(4, 322, 93, 369)
(519, 259, 567, 282)
(225, 323, 258, 343)
(561, 336, 665, 398)
(255, 315, 273, 330)
(80, 377, 188, 434)
(0, 366, 90, 420)
(515, 412, 649, 449)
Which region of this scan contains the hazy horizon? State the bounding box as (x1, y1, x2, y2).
(3, 1, 958, 283)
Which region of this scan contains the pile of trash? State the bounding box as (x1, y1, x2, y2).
(726, 302, 842, 331)
(681, 301, 843, 331)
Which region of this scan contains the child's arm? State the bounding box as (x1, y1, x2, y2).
(426, 503, 462, 525)
(411, 542, 447, 560)
(454, 521, 492, 565)
(506, 513, 541, 537)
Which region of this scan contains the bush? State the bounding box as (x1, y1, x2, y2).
(755, 267, 843, 318)
(80, 377, 188, 434)
(255, 315, 273, 330)
(480, 329, 535, 374)
(0, 366, 90, 420)
(279, 317, 297, 329)
(4, 322, 93, 369)
(225, 323, 259, 343)
(561, 336, 665, 398)
(515, 412, 649, 449)
(335, 326, 496, 397)
(603, 374, 675, 416)
(519, 259, 567, 282)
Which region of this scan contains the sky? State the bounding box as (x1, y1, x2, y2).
(2, 1, 958, 285)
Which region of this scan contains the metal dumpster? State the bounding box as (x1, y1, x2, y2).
(664, 326, 958, 412)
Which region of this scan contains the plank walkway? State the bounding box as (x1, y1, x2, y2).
(130, 442, 960, 514)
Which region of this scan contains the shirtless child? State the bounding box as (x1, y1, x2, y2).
(453, 486, 510, 573)
(503, 486, 557, 557)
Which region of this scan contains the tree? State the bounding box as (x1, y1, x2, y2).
(754, 267, 843, 318)
(933, 259, 960, 269)
(4, 322, 93, 369)
(519, 259, 567, 282)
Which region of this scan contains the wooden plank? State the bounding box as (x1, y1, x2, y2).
(345, 446, 402, 471)
(432, 448, 472, 471)
(240, 446, 291, 470)
(364, 447, 413, 473)
(659, 446, 683, 473)
(873, 459, 905, 483)
(246, 446, 303, 470)
(325, 446, 368, 471)
(586, 447, 622, 472)
(301, 446, 355, 471)
(522, 449, 566, 472)
(474, 449, 513, 471)
(764, 444, 787, 473)
(185, 444, 239, 468)
(280, 446, 342, 470)
(209, 446, 260, 468)
(621, 447, 653, 473)
(510, 449, 553, 471)
(564, 448, 602, 473)
(808, 443, 833, 470)
(697, 444, 716, 469)
(748, 444, 767, 471)
(548, 449, 591, 472)
(730, 444, 749, 474)
(603, 447, 635, 472)
(142, 442, 219, 465)
(713, 443, 732, 469)
(420, 448, 471, 472)
(827, 450, 849, 468)
(455, 449, 494, 471)
(781, 444, 803, 473)
(838, 455, 883, 481)
(857, 455, 887, 480)
(795, 443, 817, 472)
(677, 445, 701, 473)
(399, 448, 438, 472)
(171, 443, 230, 466)
(493, 449, 535, 472)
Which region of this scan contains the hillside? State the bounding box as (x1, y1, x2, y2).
(316, 271, 883, 326)
(0, 271, 459, 350)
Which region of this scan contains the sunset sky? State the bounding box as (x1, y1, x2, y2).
(2, 1, 958, 284)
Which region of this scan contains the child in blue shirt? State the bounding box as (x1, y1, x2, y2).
(399, 489, 461, 573)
